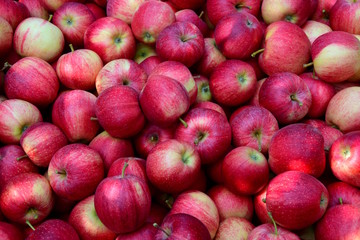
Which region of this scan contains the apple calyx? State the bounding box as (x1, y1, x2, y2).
(290, 94, 303, 106)
(69, 44, 75, 52)
(48, 14, 53, 22)
(26, 220, 36, 231)
(16, 155, 28, 161)
(121, 162, 129, 178)
(1, 62, 12, 72)
(268, 212, 278, 236)
(179, 118, 188, 128)
(321, 9, 330, 20)
(165, 199, 173, 209)
(251, 48, 264, 58)
(55, 169, 67, 177)
(153, 223, 171, 237)
(339, 198, 343, 205)
(180, 35, 197, 42)
(199, 11, 204, 19)
(303, 62, 314, 68)
(150, 134, 159, 143)
(235, 3, 252, 10)
(194, 131, 207, 146)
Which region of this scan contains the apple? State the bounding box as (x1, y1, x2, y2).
(193, 75, 212, 103)
(311, 31, 360, 83)
(18, 0, 49, 20)
(131, 1, 175, 44)
(26, 219, 80, 240)
(89, 131, 134, 173)
(0, 99, 42, 144)
(330, 0, 360, 34)
(85, 3, 106, 20)
(156, 21, 205, 67)
(0, 221, 23, 240)
(311, 0, 337, 25)
(84, 17, 136, 64)
(175, 9, 209, 37)
(20, 122, 67, 168)
(315, 204, 360, 240)
(230, 106, 279, 154)
(139, 56, 162, 75)
(146, 139, 201, 194)
(214, 12, 263, 60)
(134, 42, 157, 64)
(92, 0, 106, 8)
(0, 0, 30, 30)
(266, 171, 329, 230)
(215, 217, 254, 240)
(302, 20, 332, 44)
(248, 223, 301, 240)
(192, 101, 227, 117)
(259, 72, 312, 125)
(69, 195, 117, 240)
(326, 181, 360, 208)
(254, 185, 271, 224)
(4, 57, 60, 107)
(0, 173, 54, 226)
(52, 90, 100, 143)
(248, 78, 266, 107)
(48, 143, 104, 201)
(107, 157, 147, 184)
(13, 17, 65, 62)
(0, 17, 12, 58)
(107, 0, 145, 24)
(168, 0, 205, 10)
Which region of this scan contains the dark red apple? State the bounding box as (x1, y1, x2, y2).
(175, 9, 209, 37)
(168, 0, 205, 10)
(327, 181, 360, 208)
(0, 221, 23, 240)
(108, 157, 147, 184)
(139, 55, 162, 75)
(254, 185, 271, 224)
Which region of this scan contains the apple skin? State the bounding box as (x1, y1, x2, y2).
(269, 123, 326, 177)
(0, 173, 54, 225)
(248, 223, 301, 240)
(330, 0, 360, 34)
(0, 221, 23, 240)
(214, 12, 263, 60)
(84, 17, 136, 64)
(0, 0, 30, 30)
(18, 0, 49, 20)
(169, 0, 205, 10)
(0, 99, 42, 144)
(257, 21, 311, 76)
(192, 101, 227, 118)
(146, 139, 201, 194)
(131, 1, 175, 44)
(210, 60, 257, 107)
(253, 185, 271, 224)
(85, 3, 106, 20)
(106, 0, 145, 24)
(13, 17, 65, 62)
(48, 143, 105, 201)
(215, 217, 254, 240)
(52, 2, 96, 48)
(311, 0, 337, 25)
(0, 17, 12, 58)
(169, 190, 219, 239)
(20, 122, 68, 168)
(302, 20, 332, 44)
(0, 145, 39, 192)
(69, 195, 117, 240)
(206, 0, 262, 26)
(94, 175, 152, 234)
(207, 185, 253, 221)
(175, 9, 209, 37)
(266, 171, 329, 230)
(4, 57, 60, 107)
(327, 181, 360, 208)
(89, 131, 134, 173)
(26, 219, 80, 240)
(311, 31, 360, 83)
(139, 55, 162, 75)
(325, 86, 360, 133)
(107, 157, 147, 184)
(315, 204, 360, 240)
(175, 108, 232, 165)
(259, 72, 312, 125)
(230, 106, 279, 155)
(248, 78, 266, 107)
(329, 131, 360, 188)
(156, 21, 205, 67)
(52, 90, 100, 143)
(139, 75, 190, 127)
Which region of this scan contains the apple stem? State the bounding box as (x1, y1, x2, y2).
(16, 155, 28, 161)
(303, 62, 314, 68)
(193, 75, 201, 79)
(253, 130, 262, 152)
(251, 48, 264, 58)
(1, 62, 12, 71)
(121, 162, 129, 178)
(198, 11, 204, 19)
(179, 118, 188, 128)
(262, 198, 266, 203)
(339, 198, 343, 205)
(165, 199, 173, 209)
(290, 94, 303, 106)
(26, 220, 36, 231)
(90, 117, 98, 121)
(48, 14, 53, 22)
(153, 223, 170, 237)
(181, 35, 197, 42)
(69, 44, 74, 52)
(236, 4, 252, 10)
(268, 212, 278, 236)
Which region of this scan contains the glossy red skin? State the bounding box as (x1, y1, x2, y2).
(192, 101, 226, 118)
(175, 108, 232, 164)
(0, 145, 38, 192)
(330, 131, 360, 187)
(0, 0, 30, 30)
(206, 0, 261, 26)
(175, 9, 209, 37)
(259, 72, 312, 125)
(20, 122, 68, 167)
(230, 106, 279, 155)
(269, 123, 326, 177)
(139, 75, 190, 127)
(254, 185, 271, 224)
(248, 223, 301, 240)
(326, 181, 360, 208)
(246, 57, 266, 80)
(26, 219, 80, 240)
(315, 204, 360, 240)
(94, 175, 151, 234)
(0, 173, 54, 225)
(89, 131, 134, 173)
(0, 99, 43, 144)
(95, 85, 145, 139)
(131, 1, 175, 44)
(106, 0, 145, 24)
(169, 0, 205, 10)
(69, 195, 117, 240)
(85, 3, 106, 20)
(156, 22, 205, 67)
(210, 60, 257, 107)
(4, 57, 59, 107)
(299, 72, 336, 118)
(214, 12, 263, 59)
(108, 157, 147, 183)
(48, 144, 105, 201)
(248, 78, 266, 107)
(0, 222, 23, 240)
(18, 0, 48, 19)
(84, 17, 135, 64)
(134, 123, 174, 159)
(266, 171, 329, 230)
(0, 17, 12, 58)
(95, 59, 146, 95)
(215, 217, 254, 240)
(311, 0, 337, 25)
(139, 56, 162, 75)
(207, 185, 253, 221)
(52, 90, 100, 143)
(259, 21, 311, 75)
(330, 0, 360, 34)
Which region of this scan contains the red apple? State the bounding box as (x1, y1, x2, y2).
(311, 0, 337, 25)
(0, 222, 23, 240)
(302, 20, 332, 44)
(26, 219, 80, 240)
(107, 0, 145, 24)
(248, 78, 266, 107)
(248, 223, 301, 240)
(139, 55, 162, 75)
(254, 185, 271, 224)
(0, 0, 30, 30)
(193, 75, 212, 103)
(215, 217, 254, 240)
(107, 157, 147, 184)
(48, 143, 104, 201)
(0, 17, 12, 58)
(327, 181, 360, 208)
(330, 0, 360, 34)
(18, 0, 49, 20)
(175, 9, 209, 37)
(85, 3, 106, 20)
(192, 101, 226, 117)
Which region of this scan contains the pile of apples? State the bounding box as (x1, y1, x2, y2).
(1, 0, 360, 239)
